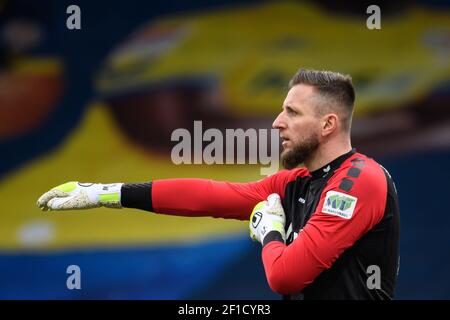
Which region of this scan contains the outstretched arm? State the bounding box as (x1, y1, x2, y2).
(151, 178, 275, 220)
(37, 169, 305, 220)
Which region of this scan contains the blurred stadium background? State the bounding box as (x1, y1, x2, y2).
(1, 0, 449, 299)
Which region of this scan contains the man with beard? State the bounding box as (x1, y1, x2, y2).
(37, 69, 400, 300)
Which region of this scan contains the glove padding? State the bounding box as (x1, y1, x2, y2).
(37, 181, 123, 211)
(249, 193, 286, 245)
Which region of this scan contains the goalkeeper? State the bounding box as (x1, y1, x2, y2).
(37, 69, 400, 300)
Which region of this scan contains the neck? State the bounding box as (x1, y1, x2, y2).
(304, 136, 352, 172)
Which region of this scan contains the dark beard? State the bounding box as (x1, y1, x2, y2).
(281, 134, 320, 169)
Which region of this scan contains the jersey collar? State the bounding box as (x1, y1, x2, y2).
(310, 148, 356, 180)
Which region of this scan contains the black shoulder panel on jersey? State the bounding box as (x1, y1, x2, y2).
(339, 178, 354, 192)
(350, 158, 366, 168)
(347, 167, 361, 178)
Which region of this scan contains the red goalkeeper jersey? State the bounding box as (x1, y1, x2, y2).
(151, 149, 400, 299)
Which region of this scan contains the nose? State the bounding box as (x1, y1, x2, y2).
(272, 111, 286, 130)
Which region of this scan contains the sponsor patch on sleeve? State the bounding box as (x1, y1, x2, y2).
(322, 191, 358, 219)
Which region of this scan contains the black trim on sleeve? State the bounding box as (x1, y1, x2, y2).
(121, 182, 153, 212)
(263, 231, 285, 247)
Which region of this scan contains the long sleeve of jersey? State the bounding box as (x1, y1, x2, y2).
(151, 169, 306, 221)
(261, 163, 388, 295)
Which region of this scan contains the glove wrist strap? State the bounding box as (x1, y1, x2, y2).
(98, 183, 123, 208)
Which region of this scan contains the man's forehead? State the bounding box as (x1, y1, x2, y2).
(283, 84, 316, 107)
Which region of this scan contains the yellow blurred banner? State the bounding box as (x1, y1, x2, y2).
(97, 2, 450, 116)
(0, 104, 249, 250)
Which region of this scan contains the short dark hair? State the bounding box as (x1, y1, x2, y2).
(289, 69, 355, 132)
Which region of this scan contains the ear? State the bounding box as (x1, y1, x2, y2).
(321, 113, 339, 137)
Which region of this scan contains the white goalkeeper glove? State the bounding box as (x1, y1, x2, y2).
(37, 181, 123, 211)
(249, 193, 286, 245)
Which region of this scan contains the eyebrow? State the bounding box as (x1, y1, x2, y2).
(284, 105, 301, 114)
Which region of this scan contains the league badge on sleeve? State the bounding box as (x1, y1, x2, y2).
(322, 191, 357, 219)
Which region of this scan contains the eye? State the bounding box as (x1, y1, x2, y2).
(286, 107, 297, 116)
